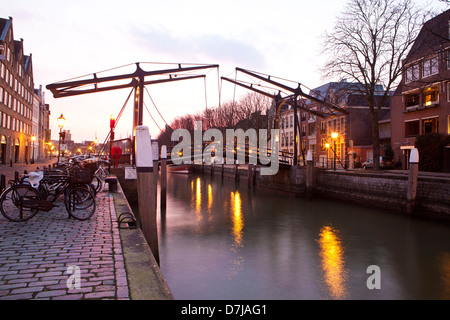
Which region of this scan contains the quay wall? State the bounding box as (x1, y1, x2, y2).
(194, 164, 450, 222)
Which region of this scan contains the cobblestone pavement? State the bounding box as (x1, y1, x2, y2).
(0, 187, 130, 300)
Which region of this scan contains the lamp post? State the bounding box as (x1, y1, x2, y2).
(325, 143, 330, 168)
(57, 114, 66, 163)
(331, 132, 339, 171)
(31, 135, 36, 164)
(93, 137, 98, 155)
(109, 115, 115, 172)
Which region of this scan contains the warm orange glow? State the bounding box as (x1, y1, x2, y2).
(31, 135, 36, 142)
(57, 113, 66, 129)
(331, 132, 338, 139)
(325, 143, 330, 149)
(231, 191, 244, 247)
(317, 225, 348, 299)
(207, 184, 213, 212)
(438, 252, 450, 299)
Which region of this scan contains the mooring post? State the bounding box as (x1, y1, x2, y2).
(161, 145, 167, 210)
(152, 140, 159, 185)
(407, 148, 419, 215)
(306, 150, 314, 200)
(135, 126, 159, 265)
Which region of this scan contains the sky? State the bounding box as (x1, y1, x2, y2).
(2, 0, 448, 143)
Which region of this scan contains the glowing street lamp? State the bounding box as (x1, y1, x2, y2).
(109, 114, 116, 172)
(57, 114, 66, 163)
(331, 132, 339, 171)
(94, 137, 98, 154)
(325, 143, 330, 168)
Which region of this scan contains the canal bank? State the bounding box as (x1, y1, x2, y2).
(193, 164, 450, 223)
(109, 181, 173, 300)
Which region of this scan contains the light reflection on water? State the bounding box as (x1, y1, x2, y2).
(317, 226, 348, 299)
(157, 173, 450, 300)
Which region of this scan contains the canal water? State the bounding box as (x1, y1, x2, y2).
(156, 172, 450, 300)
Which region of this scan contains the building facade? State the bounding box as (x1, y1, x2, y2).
(390, 9, 450, 166)
(0, 17, 35, 165)
(279, 81, 389, 168)
(33, 85, 51, 161)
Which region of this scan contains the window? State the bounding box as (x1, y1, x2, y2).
(308, 123, 316, 136)
(423, 56, 439, 78)
(321, 121, 326, 134)
(423, 85, 439, 106)
(422, 117, 439, 134)
(405, 91, 420, 108)
(340, 117, 346, 134)
(448, 115, 450, 135)
(406, 64, 419, 83)
(405, 120, 420, 137)
(448, 83, 450, 102)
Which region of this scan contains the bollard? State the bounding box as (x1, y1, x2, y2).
(406, 148, 419, 215)
(160, 145, 167, 210)
(306, 150, 314, 200)
(152, 140, 159, 208)
(135, 126, 159, 265)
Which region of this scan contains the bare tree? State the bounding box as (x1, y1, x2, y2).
(322, 0, 428, 169)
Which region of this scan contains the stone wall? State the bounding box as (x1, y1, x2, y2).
(194, 164, 450, 222)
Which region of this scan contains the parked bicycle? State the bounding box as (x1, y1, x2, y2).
(0, 166, 96, 222)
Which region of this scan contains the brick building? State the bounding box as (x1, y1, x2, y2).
(390, 9, 450, 167)
(0, 17, 35, 165)
(279, 80, 390, 168)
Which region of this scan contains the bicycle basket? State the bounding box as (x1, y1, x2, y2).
(71, 168, 92, 184)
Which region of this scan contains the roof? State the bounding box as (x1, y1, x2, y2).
(0, 17, 11, 42)
(306, 81, 386, 106)
(405, 9, 450, 63)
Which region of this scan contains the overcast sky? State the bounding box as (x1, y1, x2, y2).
(2, 0, 448, 142)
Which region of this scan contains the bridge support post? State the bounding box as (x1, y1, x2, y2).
(135, 126, 159, 265)
(161, 145, 167, 210)
(407, 148, 419, 215)
(306, 150, 314, 200)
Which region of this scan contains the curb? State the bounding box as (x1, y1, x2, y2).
(109, 180, 173, 300)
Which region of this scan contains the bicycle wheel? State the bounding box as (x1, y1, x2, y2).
(90, 175, 102, 194)
(96, 168, 109, 180)
(0, 184, 41, 222)
(65, 186, 96, 221)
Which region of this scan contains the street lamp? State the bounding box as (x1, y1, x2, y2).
(31, 135, 36, 164)
(94, 137, 98, 155)
(331, 132, 339, 171)
(109, 114, 115, 172)
(325, 143, 330, 168)
(57, 114, 66, 163)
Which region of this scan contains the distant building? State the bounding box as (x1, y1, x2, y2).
(390, 9, 450, 167)
(0, 17, 40, 164)
(33, 85, 50, 161)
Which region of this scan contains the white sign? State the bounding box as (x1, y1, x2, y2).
(125, 167, 137, 180)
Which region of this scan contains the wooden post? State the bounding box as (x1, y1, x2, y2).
(407, 148, 419, 215)
(160, 145, 167, 210)
(306, 150, 314, 200)
(152, 141, 159, 185)
(135, 126, 159, 265)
